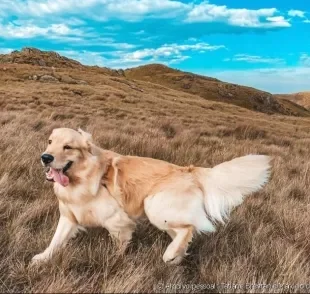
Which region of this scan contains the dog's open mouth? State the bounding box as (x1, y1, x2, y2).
(45, 161, 73, 187)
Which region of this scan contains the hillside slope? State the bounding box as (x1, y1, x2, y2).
(275, 92, 310, 109)
(1, 48, 309, 116)
(125, 64, 310, 117)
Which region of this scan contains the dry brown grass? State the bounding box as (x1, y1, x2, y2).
(1, 62, 310, 293)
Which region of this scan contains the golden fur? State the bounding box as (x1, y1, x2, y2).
(104, 155, 201, 218)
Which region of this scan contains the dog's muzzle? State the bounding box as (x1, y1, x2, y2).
(45, 161, 73, 182)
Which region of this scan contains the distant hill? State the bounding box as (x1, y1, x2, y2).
(125, 64, 310, 117)
(0, 48, 309, 117)
(275, 92, 310, 110)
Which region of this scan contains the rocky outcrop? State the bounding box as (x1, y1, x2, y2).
(0, 47, 82, 68)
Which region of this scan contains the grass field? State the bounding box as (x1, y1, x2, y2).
(1, 62, 310, 293)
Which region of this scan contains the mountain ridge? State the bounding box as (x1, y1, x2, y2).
(1, 47, 309, 117)
(125, 64, 310, 116)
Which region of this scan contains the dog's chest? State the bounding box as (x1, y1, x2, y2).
(58, 188, 118, 228)
(54, 183, 92, 203)
(68, 202, 103, 227)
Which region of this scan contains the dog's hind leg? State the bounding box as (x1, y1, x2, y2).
(167, 229, 176, 240)
(144, 189, 207, 264)
(162, 226, 193, 265)
(30, 216, 79, 265)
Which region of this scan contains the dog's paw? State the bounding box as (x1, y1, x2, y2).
(29, 253, 49, 266)
(163, 249, 184, 265)
(163, 245, 189, 265)
(164, 255, 183, 265)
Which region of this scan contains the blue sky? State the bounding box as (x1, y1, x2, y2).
(0, 0, 309, 93)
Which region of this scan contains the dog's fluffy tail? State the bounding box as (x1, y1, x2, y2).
(201, 155, 271, 224)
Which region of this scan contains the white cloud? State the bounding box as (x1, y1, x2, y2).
(50, 24, 72, 35)
(1, 24, 47, 38)
(58, 50, 108, 66)
(186, 3, 290, 28)
(134, 30, 145, 35)
(0, 0, 189, 21)
(70, 37, 137, 49)
(0, 48, 14, 54)
(65, 18, 86, 26)
(0, 22, 84, 39)
(300, 53, 310, 67)
(57, 42, 224, 69)
(58, 49, 147, 68)
(202, 67, 310, 94)
(104, 0, 189, 20)
(288, 9, 305, 18)
(287, 9, 310, 23)
(0, 0, 292, 29)
(122, 42, 225, 64)
(265, 16, 291, 27)
(226, 54, 284, 64)
(0, 0, 97, 17)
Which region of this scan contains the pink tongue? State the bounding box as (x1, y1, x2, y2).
(50, 168, 69, 187)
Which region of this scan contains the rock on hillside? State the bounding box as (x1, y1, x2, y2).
(125, 64, 310, 117)
(0, 47, 82, 68)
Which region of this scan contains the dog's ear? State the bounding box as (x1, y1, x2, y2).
(78, 128, 93, 142)
(78, 128, 93, 154)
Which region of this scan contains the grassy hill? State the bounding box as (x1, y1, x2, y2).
(0, 49, 310, 292)
(125, 64, 310, 117)
(1, 48, 310, 117)
(276, 92, 310, 110)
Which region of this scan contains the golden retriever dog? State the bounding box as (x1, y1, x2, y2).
(31, 128, 135, 264)
(32, 128, 271, 265)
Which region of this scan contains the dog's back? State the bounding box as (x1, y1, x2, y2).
(103, 153, 270, 226)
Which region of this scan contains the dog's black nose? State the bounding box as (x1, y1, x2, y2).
(41, 154, 54, 164)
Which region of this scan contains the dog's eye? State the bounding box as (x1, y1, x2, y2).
(48, 140, 52, 144)
(64, 145, 72, 150)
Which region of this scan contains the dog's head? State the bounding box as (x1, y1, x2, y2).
(41, 128, 93, 187)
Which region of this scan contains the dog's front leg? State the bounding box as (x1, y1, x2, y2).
(31, 216, 78, 265)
